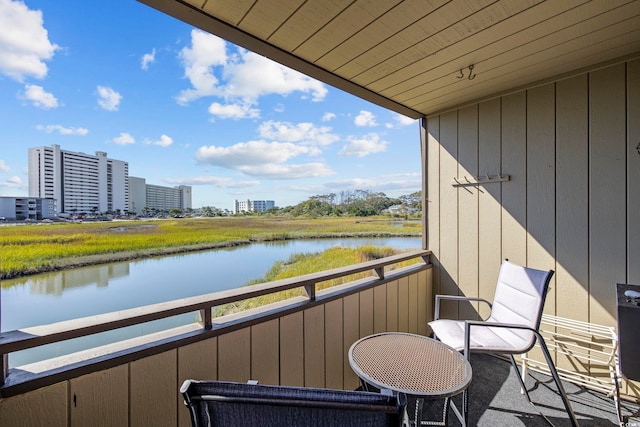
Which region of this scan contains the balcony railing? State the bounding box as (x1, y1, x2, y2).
(1, 250, 432, 426)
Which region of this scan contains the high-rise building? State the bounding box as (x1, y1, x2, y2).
(234, 199, 275, 214)
(28, 144, 129, 215)
(128, 176, 192, 215)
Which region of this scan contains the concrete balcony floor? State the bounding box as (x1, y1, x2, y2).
(412, 353, 639, 426)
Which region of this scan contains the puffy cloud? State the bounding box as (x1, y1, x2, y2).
(322, 112, 336, 122)
(339, 133, 389, 157)
(354, 110, 377, 127)
(393, 113, 416, 126)
(0, 0, 59, 81)
(176, 30, 227, 104)
(321, 172, 421, 193)
(208, 102, 259, 120)
(21, 84, 58, 109)
(0, 159, 10, 172)
(97, 85, 122, 111)
(113, 132, 135, 145)
(177, 30, 327, 117)
(196, 140, 332, 179)
(258, 121, 338, 146)
(36, 124, 88, 135)
(141, 48, 155, 70)
(144, 134, 173, 147)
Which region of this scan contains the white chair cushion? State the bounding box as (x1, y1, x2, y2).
(429, 318, 534, 353)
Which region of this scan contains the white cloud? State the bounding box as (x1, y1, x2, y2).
(354, 110, 377, 127)
(144, 134, 173, 147)
(322, 112, 336, 122)
(0, 159, 10, 172)
(165, 176, 260, 188)
(113, 132, 135, 145)
(21, 84, 58, 109)
(394, 113, 416, 126)
(141, 48, 155, 70)
(238, 163, 334, 179)
(176, 30, 227, 104)
(97, 85, 122, 111)
(258, 121, 339, 146)
(0, 0, 59, 81)
(36, 124, 88, 135)
(196, 140, 333, 179)
(208, 102, 260, 120)
(0, 175, 23, 189)
(177, 30, 327, 117)
(321, 172, 421, 194)
(339, 133, 389, 157)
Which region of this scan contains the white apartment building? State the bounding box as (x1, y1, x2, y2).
(28, 145, 129, 215)
(234, 199, 275, 214)
(128, 176, 192, 215)
(0, 197, 56, 220)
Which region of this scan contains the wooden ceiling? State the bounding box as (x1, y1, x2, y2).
(139, 0, 640, 118)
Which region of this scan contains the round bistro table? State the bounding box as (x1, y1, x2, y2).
(349, 332, 472, 426)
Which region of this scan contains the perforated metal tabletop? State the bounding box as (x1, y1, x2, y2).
(349, 332, 472, 398)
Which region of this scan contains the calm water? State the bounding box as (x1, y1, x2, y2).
(1, 237, 420, 366)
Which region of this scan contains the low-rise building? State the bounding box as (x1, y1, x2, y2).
(234, 199, 275, 214)
(0, 196, 57, 220)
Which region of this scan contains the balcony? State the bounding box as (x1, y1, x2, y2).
(1, 250, 637, 426)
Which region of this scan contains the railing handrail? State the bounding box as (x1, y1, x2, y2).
(0, 249, 430, 362)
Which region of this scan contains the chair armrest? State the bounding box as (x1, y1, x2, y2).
(462, 320, 541, 357)
(434, 295, 492, 320)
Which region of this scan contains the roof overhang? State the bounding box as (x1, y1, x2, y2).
(139, 0, 640, 118)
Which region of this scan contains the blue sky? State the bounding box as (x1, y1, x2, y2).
(0, 0, 421, 210)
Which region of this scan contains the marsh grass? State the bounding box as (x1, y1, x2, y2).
(0, 217, 420, 279)
(214, 245, 417, 316)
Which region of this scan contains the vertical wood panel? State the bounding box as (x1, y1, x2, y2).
(408, 273, 418, 334)
(458, 105, 480, 320)
(359, 288, 374, 338)
(304, 305, 325, 387)
(419, 269, 432, 336)
(589, 64, 626, 325)
(130, 350, 177, 427)
(526, 83, 557, 312)
(218, 328, 251, 381)
(556, 75, 589, 322)
(439, 111, 460, 318)
(397, 276, 409, 332)
(343, 294, 360, 390)
(501, 91, 528, 265)
(626, 61, 640, 399)
(386, 280, 399, 332)
(280, 312, 304, 386)
(427, 117, 441, 296)
(325, 299, 344, 390)
(70, 365, 128, 427)
(177, 338, 217, 427)
(478, 98, 503, 319)
(628, 59, 640, 285)
(251, 319, 280, 385)
(0, 382, 68, 427)
(373, 284, 387, 334)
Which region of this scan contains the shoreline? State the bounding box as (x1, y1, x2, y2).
(2, 232, 420, 280)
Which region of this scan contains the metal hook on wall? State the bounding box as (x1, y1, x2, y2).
(457, 68, 465, 79)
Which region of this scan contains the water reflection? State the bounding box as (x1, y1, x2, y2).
(1, 236, 420, 367)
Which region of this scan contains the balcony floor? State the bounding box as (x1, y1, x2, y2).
(412, 353, 639, 426)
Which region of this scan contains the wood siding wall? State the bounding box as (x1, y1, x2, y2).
(0, 269, 431, 427)
(426, 57, 639, 397)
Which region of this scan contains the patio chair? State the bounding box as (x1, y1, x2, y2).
(180, 379, 408, 426)
(428, 259, 579, 426)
